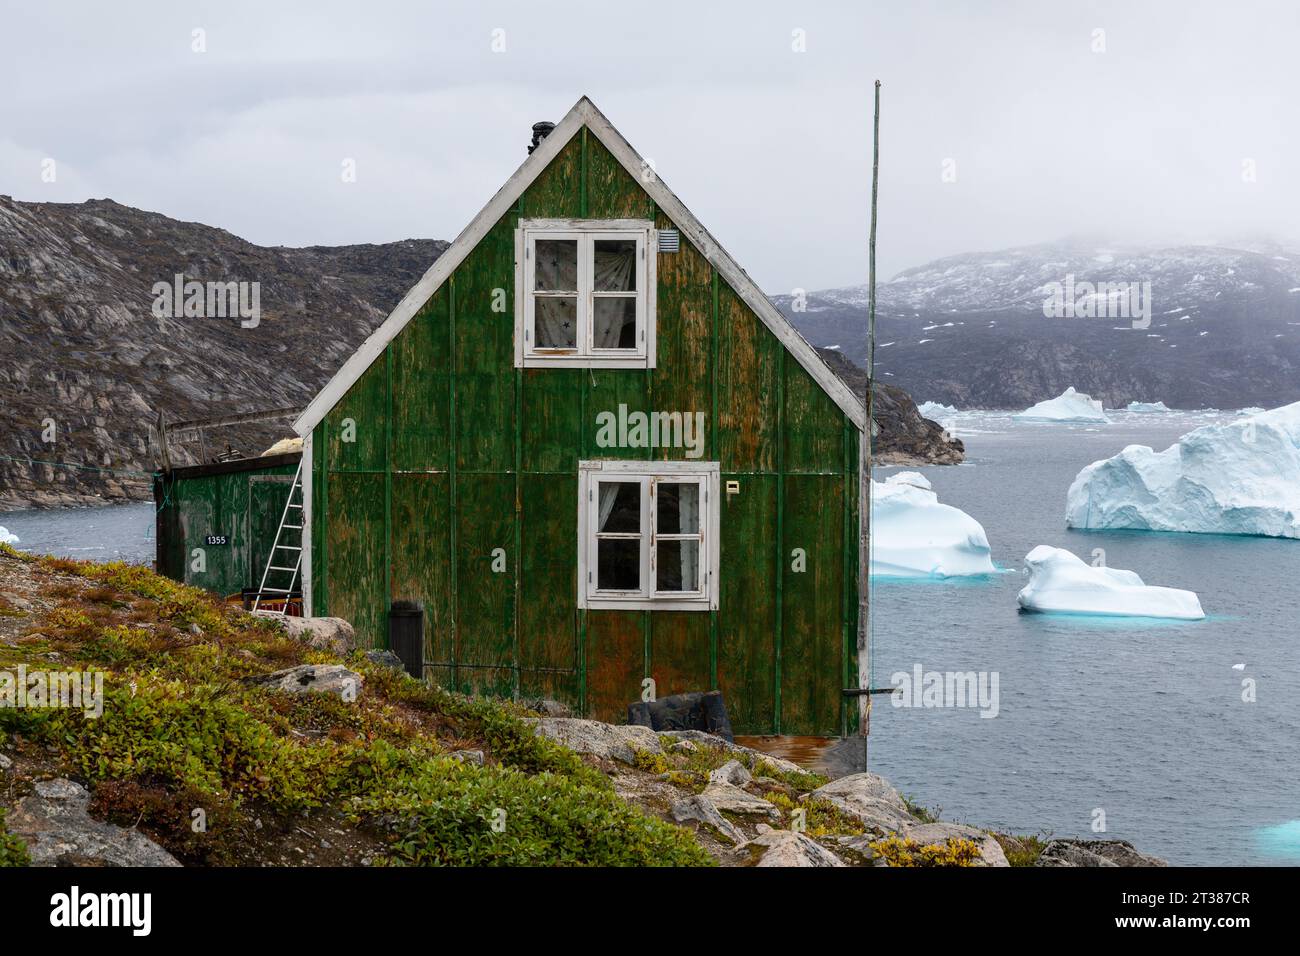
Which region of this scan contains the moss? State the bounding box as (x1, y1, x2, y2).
(0, 553, 712, 867)
(870, 834, 979, 867)
(902, 794, 940, 824)
(993, 831, 1051, 866)
(631, 747, 672, 775)
(765, 791, 865, 837)
(0, 808, 29, 867)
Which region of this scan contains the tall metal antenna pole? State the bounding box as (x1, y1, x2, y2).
(862, 79, 881, 746)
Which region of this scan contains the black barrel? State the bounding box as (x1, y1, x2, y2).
(387, 600, 424, 679)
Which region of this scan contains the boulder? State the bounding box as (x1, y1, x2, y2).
(525, 698, 574, 718)
(707, 759, 752, 788)
(524, 717, 661, 764)
(449, 749, 485, 766)
(363, 649, 406, 673)
(811, 772, 916, 833)
(743, 826, 845, 867)
(6, 779, 180, 867)
(0, 752, 12, 772)
(245, 664, 363, 698)
(699, 782, 780, 818)
(670, 794, 745, 845)
(902, 821, 1008, 867)
(658, 730, 805, 776)
(831, 834, 884, 866)
(1036, 839, 1167, 867)
(271, 616, 356, 657)
(627, 690, 733, 741)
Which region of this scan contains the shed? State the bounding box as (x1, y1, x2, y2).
(293, 97, 868, 737)
(153, 452, 302, 606)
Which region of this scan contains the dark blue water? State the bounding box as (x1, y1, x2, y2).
(869, 410, 1300, 866)
(4, 419, 1297, 865)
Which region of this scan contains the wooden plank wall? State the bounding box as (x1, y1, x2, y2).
(313, 128, 860, 736)
(155, 461, 299, 598)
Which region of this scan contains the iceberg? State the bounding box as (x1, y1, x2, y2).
(918, 401, 958, 419)
(0, 526, 17, 546)
(871, 472, 996, 577)
(1014, 387, 1111, 424)
(1126, 401, 1171, 413)
(1236, 406, 1265, 416)
(1066, 401, 1300, 538)
(1017, 545, 1205, 620)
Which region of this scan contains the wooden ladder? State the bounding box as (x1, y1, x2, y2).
(253, 461, 304, 616)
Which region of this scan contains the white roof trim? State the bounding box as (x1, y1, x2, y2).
(295, 96, 866, 436)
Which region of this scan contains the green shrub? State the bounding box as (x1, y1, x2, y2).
(870, 834, 978, 867)
(0, 808, 29, 867)
(360, 745, 711, 867)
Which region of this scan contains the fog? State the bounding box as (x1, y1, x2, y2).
(2, 0, 1295, 292)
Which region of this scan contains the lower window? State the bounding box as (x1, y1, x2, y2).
(578, 461, 720, 611)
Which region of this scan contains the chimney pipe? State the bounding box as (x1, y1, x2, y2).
(528, 121, 555, 155)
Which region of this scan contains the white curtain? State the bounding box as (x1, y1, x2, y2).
(598, 482, 621, 531)
(592, 244, 636, 349)
(535, 297, 575, 348)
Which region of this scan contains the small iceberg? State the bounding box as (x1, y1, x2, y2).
(918, 401, 958, 419)
(1017, 545, 1204, 620)
(1126, 401, 1171, 413)
(1256, 820, 1300, 859)
(871, 472, 996, 578)
(0, 526, 18, 546)
(1014, 387, 1111, 424)
(1067, 401, 1300, 538)
(1236, 406, 1265, 416)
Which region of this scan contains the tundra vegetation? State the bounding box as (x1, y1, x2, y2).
(0, 543, 707, 866)
(0, 542, 1045, 867)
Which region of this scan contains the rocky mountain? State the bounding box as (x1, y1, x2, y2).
(816, 347, 963, 465)
(0, 197, 956, 510)
(778, 240, 1300, 410)
(0, 195, 447, 508)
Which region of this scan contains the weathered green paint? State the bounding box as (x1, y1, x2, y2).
(155, 455, 300, 599)
(306, 123, 862, 735)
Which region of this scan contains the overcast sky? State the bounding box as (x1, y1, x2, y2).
(2, 0, 1296, 292)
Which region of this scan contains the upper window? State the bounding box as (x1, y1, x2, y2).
(515, 219, 656, 368)
(577, 461, 719, 611)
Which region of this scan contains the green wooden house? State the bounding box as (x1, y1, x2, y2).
(293, 97, 869, 737)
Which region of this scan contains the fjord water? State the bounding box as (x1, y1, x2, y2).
(3, 413, 1295, 865)
(0, 501, 155, 564)
(869, 410, 1300, 866)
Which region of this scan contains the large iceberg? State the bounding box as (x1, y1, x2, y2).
(918, 401, 958, 419)
(1017, 545, 1205, 620)
(1066, 402, 1300, 538)
(871, 472, 996, 577)
(1126, 401, 1171, 413)
(1014, 387, 1111, 424)
(0, 526, 17, 546)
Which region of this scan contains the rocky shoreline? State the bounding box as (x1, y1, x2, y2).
(523, 715, 1165, 867)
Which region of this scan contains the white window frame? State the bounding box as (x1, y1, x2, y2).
(515, 218, 657, 369)
(577, 460, 719, 611)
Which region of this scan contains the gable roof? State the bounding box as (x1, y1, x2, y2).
(294, 96, 867, 436)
